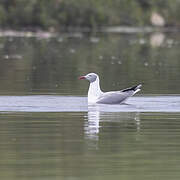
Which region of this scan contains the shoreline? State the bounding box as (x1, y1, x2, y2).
(0, 26, 179, 38)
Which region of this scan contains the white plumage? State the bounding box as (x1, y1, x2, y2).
(79, 73, 142, 104)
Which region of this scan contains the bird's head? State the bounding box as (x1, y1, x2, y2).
(79, 73, 98, 83)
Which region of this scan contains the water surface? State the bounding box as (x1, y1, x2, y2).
(0, 32, 180, 180)
(0, 110, 180, 180)
(0, 95, 179, 112)
(0, 32, 180, 95)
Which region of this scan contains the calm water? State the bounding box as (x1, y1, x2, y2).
(0, 32, 180, 180)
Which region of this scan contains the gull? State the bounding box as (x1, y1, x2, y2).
(79, 73, 142, 104)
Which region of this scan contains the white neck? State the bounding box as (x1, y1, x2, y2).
(88, 76, 103, 103)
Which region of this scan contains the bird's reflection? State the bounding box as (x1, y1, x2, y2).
(84, 105, 100, 142)
(84, 104, 141, 149)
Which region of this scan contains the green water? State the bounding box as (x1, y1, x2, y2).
(0, 32, 180, 179)
(0, 32, 179, 95)
(0, 112, 180, 180)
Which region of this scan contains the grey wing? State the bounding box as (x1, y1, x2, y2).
(97, 91, 133, 104)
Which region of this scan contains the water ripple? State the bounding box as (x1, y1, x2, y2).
(0, 95, 179, 112)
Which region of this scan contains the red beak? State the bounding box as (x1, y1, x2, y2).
(78, 76, 86, 80)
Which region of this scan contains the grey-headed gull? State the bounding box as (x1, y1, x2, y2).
(79, 73, 142, 104)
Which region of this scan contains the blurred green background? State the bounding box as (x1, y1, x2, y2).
(0, 0, 179, 31)
(0, 33, 179, 95)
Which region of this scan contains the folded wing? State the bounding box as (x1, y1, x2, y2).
(96, 91, 132, 104)
(97, 84, 142, 104)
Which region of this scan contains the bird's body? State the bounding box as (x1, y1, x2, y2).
(79, 73, 141, 104)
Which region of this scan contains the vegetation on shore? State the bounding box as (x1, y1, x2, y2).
(0, 0, 180, 31)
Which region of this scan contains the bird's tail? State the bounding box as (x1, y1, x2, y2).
(122, 84, 142, 94)
(133, 84, 142, 94)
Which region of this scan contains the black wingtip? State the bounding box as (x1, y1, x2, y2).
(122, 84, 142, 92)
